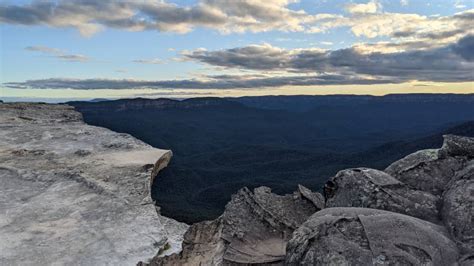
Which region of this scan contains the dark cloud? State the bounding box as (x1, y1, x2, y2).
(452, 34, 474, 61)
(184, 35, 474, 83)
(0, 0, 312, 35)
(3, 73, 402, 91)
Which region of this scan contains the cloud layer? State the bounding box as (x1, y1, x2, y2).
(184, 35, 474, 83)
(0, 0, 315, 36)
(6, 34, 472, 91)
(2, 1, 473, 92)
(2, 74, 399, 91)
(1, 0, 471, 47)
(25, 46, 89, 62)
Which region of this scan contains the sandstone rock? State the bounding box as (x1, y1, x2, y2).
(440, 134, 474, 158)
(385, 148, 465, 195)
(0, 103, 188, 265)
(441, 160, 474, 257)
(146, 218, 225, 266)
(325, 168, 440, 223)
(150, 186, 324, 265)
(285, 207, 460, 265)
(221, 186, 321, 264)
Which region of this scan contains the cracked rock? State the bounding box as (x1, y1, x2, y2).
(325, 168, 440, 223)
(285, 207, 459, 265)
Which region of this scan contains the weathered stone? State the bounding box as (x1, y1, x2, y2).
(285, 207, 460, 265)
(0, 103, 188, 265)
(151, 186, 323, 265)
(146, 218, 225, 266)
(440, 134, 474, 158)
(221, 186, 324, 264)
(385, 148, 465, 195)
(441, 160, 474, 257)
(298, 184, 325, 210)
(325, 168, 440, 223)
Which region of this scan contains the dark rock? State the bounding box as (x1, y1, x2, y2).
(325, 168, 440, 223)
(151, 185, 324, 265)
(147, 218, 225, 266)
(148, 135, 473, 265)
(385, 148, 465, 195)
(298, 184, 325, 210)
(440, 134, 474, 158)
(221, 186, 321, 264)
(285, 207, 459, 265)
(441, 160, 474, 256)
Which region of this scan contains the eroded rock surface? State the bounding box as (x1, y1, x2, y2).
(441, 160, 474, 257)
(0, 103, 188, 265)
(147, 186, 324, 265)
(385, 148, 465, 195)
(325, 168, 440, 223)
(285, 208, 459, 265)
(146, 218, 225, 266)
(441, 134, 474, 158)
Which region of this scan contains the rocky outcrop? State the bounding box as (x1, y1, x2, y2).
(324, 168, 440, 223)
(0, 103, 188, 265)
(286, 208, 459, 265)
(152, 134, 474, 265)
(441, 161, 474, 261)
(385, 148, 466, 195)
(146, 186, 324, 265)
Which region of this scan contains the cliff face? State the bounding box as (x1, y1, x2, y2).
(0, 103, 188, 265)
(149, 134, 474, 265)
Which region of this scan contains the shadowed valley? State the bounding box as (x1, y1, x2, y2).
(70, 94, 474, 223)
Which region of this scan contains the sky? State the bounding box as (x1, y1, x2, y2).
(0, 0, 473, 101)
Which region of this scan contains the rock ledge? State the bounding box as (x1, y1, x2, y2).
(0, 103, 188, 265)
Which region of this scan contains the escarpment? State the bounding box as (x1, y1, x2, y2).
(150, 134, 474, 265)
(0, 103, 188, 265)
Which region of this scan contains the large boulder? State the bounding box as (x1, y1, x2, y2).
(385, 149, 465, 195)
(440, 134, 474, 158)
(324, 168, 440, 223)
(441, 160, 474, 258)
(285, 207, 460, 265)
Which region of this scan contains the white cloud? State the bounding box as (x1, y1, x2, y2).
(455, 0, 466, 9)
(346, 0, 381, 14)
(133, 58, 164, 64)
(320, 41, 333, 45)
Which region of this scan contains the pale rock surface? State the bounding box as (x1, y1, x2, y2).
(0, 103, 188, 266)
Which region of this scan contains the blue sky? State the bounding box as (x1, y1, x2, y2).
(1, 0, 473, 101)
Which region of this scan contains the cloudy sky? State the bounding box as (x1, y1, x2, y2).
(1, 0, 473, 101)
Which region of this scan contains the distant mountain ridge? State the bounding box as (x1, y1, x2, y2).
(234, 93, 474, 112)
(70, 97, 242, 112)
